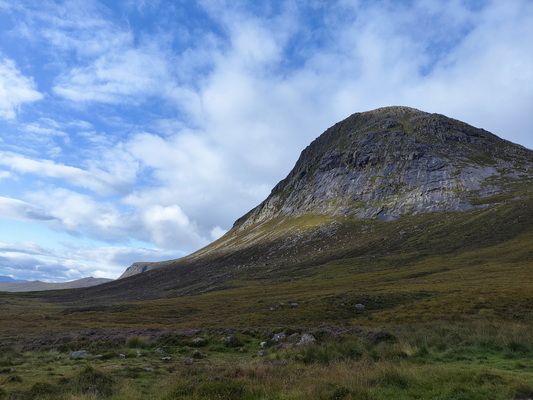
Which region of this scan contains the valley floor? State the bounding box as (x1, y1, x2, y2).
(0, 321, 532, 399)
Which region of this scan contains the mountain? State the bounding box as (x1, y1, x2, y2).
(0, 275, 27, 283)
(120, 106, 532, 279)
(0, 277, 113, 292)
(48, 106, 532, 307)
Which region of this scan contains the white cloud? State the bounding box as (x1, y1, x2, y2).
(54, 46, 172, 104)
(141, 204, 208, 249)
(210, 226, 227, 241)
(62, 245, 187, 279)
(26, 188, 137, 242)
(0, 170, 11, 180)
(0, 150, 137, 195)
(0, 57, 42, 119)
(0, 196, 56, 222)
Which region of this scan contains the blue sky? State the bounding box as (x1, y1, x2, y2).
(0, 0, 532, 282)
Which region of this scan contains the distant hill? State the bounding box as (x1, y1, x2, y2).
(0, 277, 113, 292)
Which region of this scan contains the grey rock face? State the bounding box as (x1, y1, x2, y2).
(234, 106, 533, 229)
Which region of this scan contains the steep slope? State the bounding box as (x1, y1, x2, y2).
(47, 106, 532, 304)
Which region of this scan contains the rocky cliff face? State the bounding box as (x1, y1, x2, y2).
(234, 106, 533, 229)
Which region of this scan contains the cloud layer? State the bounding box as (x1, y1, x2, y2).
(0, 0, 532, 280)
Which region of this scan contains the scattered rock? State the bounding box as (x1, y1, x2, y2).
(259, 341, 268, 348)
(144, 367, 155, 372)
(184, 358, 193, 365)
(70, 350, 90, 359)
(161, 356, 172, 361)
(136, 350, 142, 358)
(355, 303, 365, 311)
(297, 333, 317, 346)
(256, 350, 265, 357)
(119, 354, 126, 359)
(290, 302, 299, 308)
(155, 348, 164, 354)
(192, 337, 207, 346)
(221, 336, 243, 348)
(273, 332, 286, 342)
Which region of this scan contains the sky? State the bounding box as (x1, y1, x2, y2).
(0, 0, 532, 282)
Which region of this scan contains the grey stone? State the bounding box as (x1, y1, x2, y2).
(192, 337, 207, 345)
(70, 350, 90, 359)
(287, 333, 301, 343)
(297, 333, 317, 346)
(273, 332, 286, 342)
(355, 303, 365, 311)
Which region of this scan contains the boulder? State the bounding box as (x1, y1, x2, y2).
(297, 333, 317, 346)
(70, 350, 90, 359)
(273, 332, 286, 342)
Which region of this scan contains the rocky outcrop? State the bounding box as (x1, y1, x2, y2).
(234, 106, 533, 229)
(119, 262, 156, 279)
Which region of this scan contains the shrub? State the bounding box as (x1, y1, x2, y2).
(67, 365, 115, 397)
(29, 382, 59, 397)
(126, 336, 150, 349)
(196, 381, 250, 399)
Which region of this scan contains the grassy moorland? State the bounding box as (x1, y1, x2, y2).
(0, 321, 532, 399)
(0, 194, 532, 398)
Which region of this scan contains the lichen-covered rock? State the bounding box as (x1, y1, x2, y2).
(297, 333, 317, 346)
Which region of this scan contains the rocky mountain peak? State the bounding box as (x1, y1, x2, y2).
(234, 106, 533, 229)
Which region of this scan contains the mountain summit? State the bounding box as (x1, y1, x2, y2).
(235, 106, 532, 228)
